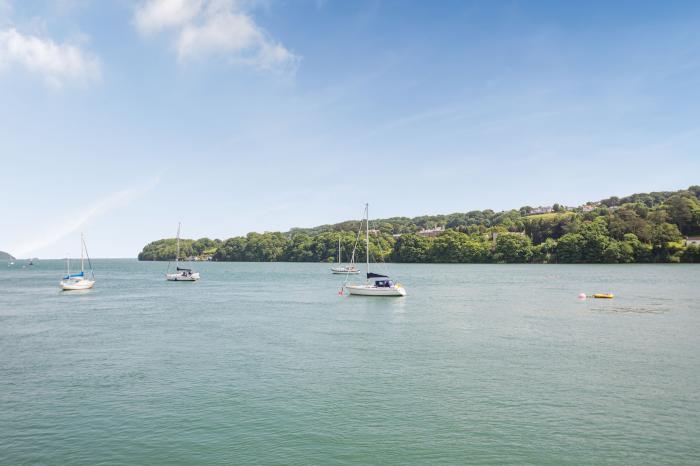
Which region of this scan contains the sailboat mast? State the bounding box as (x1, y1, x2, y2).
(81, 233, 84, 273)
(365, 203, 369, 275)
(176, 222, 181, 267)
(338, 236, 341, 264)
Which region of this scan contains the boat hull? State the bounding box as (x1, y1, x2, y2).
(331, 268, 360, 274)
(60, 279, 95, 291)
(166, 272, 200, 281)
(345, 285, 406, 296)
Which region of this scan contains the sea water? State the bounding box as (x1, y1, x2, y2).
(1, 260, 699, 464)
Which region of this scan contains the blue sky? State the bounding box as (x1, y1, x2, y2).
(1, 0, 699, 258)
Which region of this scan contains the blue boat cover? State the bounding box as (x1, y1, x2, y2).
(63, 271, 84, 279)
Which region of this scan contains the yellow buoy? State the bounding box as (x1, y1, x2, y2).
(593, 293, 614, 299)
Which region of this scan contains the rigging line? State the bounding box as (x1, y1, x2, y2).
(343, 206, 367, 287)
(83, 238, 95, 281)
(367, 216, 390, 274)
(349, 222, 362, 266)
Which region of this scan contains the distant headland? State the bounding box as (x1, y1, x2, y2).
(0, 251, 15, 262)
(139, 186, 700, 264)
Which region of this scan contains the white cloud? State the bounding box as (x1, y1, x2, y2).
(0, 27, 100, 86)
(134, 0, 298, 72)
(10, 176, 160, 258)
(135, 0, 203, 32)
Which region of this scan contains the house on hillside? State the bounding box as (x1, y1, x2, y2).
(528, 206, 553, 215)
(417, 226, 444, 237)
(581, 203, 599, 212)
(685, 236, 700, 246)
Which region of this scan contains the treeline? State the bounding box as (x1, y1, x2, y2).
(138, 186, 700, 263)
(138, 238, 221, 261)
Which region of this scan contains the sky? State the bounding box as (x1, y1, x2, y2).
(1, 0, 699, 258)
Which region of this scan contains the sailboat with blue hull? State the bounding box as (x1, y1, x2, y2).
(60, 234, 95, 291)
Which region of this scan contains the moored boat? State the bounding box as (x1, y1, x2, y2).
(331, 236, 360, 274)
(166, 222, 200, 281)
(60, 234, 95, 291)
(346, 272, 406, 296)
(345, 203, 406, 297)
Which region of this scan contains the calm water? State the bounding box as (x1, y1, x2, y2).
(1, 260, 699, 464)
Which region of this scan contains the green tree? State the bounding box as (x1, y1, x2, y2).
(650, 223, 683, 262)
(192, 237, 218, 255)
(392, 234, 431, 262)
(664, 194, 700, 235)
(556, 233, 584, 263)
(429, 230, 489, 263)
(531, 238, 557, 263)
(681, 244, 700, 263)
(284, 233, 317, 262)
(607, 207, 652, 242)
(243, 232, 289, 261)
(213, 237, 246, 261)
(577, 218, 612, 262)
(493, 233, 532, 263)
(622, 233, 652, 262)
(138, 238, 195, 260)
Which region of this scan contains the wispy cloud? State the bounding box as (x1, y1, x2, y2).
(0, 26, 100, 87)
(10, 176, 160, 258)
(134, 0, 299, 72)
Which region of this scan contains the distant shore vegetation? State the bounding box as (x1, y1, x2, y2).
(138, 186, 700, 264)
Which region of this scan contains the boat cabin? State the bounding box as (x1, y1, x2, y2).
(374, 279, 394, 287)
(368, 272, 394, 287)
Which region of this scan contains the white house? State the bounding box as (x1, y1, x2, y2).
(528, 206, 553, 215)
(685, 236, 700, 246)
(417, 226, 445, 238)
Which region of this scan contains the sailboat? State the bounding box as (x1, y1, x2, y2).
(60, 233, 95, 291)
(345, 203, 406, 297)
(331, 236, 360, 274)
(166, 222, 200, 281)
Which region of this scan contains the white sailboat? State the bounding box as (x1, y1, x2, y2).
(166, 222, 200, 281)
(60, 233, 95, 291)
(345, 203, 406, 297)
(331, 236, 360, 274)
